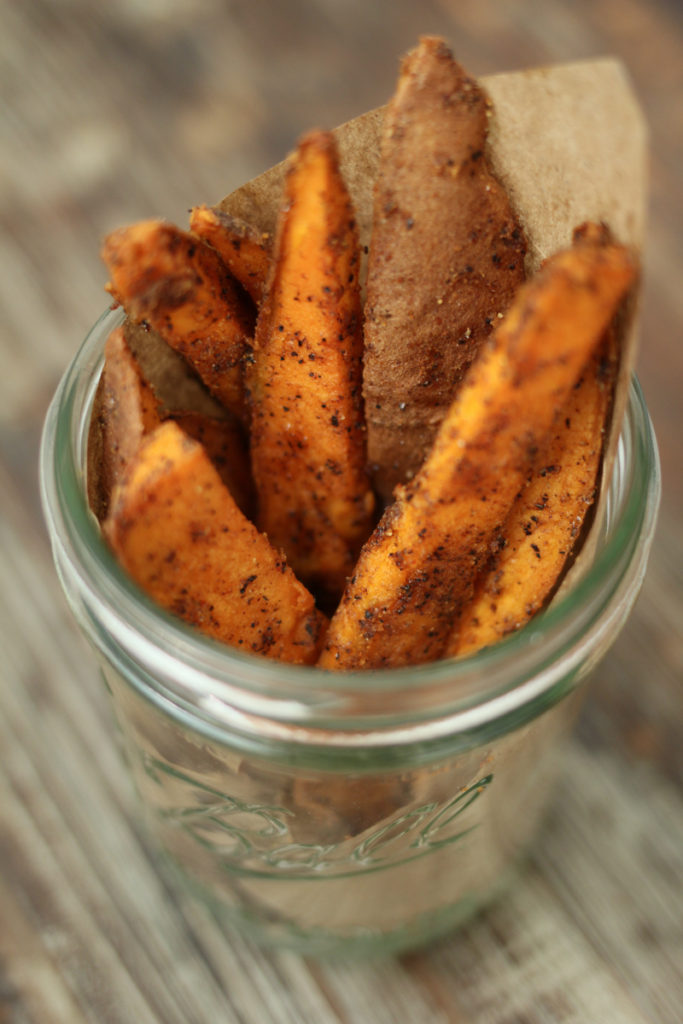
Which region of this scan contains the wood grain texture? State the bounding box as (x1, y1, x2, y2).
(1, 1, 681, 1021)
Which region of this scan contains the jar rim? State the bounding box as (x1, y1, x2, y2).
(40, 307, 661, 744)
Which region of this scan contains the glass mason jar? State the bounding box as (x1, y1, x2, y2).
(40, 306, 660, 957)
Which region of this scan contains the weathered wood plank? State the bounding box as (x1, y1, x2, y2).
(420, 873, 655, 1024)
(535, 745, 683, 1024)
(0, 467, 343, 1023)
(0, 871, 89, 1024)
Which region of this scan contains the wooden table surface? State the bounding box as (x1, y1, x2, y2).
(2, 2, 681, 1021)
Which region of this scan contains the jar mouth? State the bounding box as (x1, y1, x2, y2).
(40, 306, 661, 743)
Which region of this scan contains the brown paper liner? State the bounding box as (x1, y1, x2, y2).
(216, 56, 646, 601)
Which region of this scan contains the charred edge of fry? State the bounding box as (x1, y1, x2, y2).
(87, 373, 108, 522)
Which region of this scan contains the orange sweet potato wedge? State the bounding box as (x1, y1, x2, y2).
(102, 220, 254, 422)
(248, 130, 375, 604)
(363, 36, 527, 502)
(446, 325, 618, 657)
(104, 420, 327, 663)
(189, 205, 271, 304)
(318, 226, 637, 670)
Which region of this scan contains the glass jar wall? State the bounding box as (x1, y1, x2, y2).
(40, 307, 660, 955)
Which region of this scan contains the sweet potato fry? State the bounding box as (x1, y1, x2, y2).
(363, 36, 527, 502)
(104, 421, 327, 663)
(318, 227, 637, 670)
(248, 130, 375, 602)
(446, 327, 618, 657)
(189, 205, 271, 303)
(170, 410, 255, 519)
(102, 220, 254, 422)
(90, 325, 162, 520)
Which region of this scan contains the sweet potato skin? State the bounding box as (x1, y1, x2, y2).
(189, 205, 271, 303)
(363, 36, 527, 502)
(446, 329, 618, 657)
(101, 220, 254, 422)
(319, 229, 637, 670)
(104, 421, 326, 664)
(90, 326, 162, 520)
(248, 131, 375, 602)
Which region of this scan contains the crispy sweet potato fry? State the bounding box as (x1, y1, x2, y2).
(318, 228, 637, 670)
(102, 220, 254, 422)
(104, 421, 327, 663)
(170, 410, 255, 519)
(248, 131, 375, 602)
(446, 327, 618, 657)
(189, 205, 271, 303)
(90, 325, 162, 520)
(363, 36, 527, 502)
